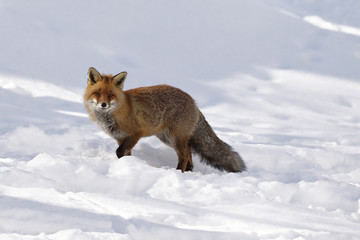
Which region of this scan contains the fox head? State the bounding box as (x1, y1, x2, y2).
(84, 67, 127, 114)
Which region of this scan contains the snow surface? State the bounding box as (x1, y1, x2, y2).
(1, 1, 360, 239)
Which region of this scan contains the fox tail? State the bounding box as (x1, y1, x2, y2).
(189, 112, 246, 172)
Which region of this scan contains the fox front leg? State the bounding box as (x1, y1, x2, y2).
(116, 147, 132, 157)
(116, 136, 140, 158)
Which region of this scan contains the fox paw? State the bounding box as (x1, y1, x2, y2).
(176, 162, 193, 172)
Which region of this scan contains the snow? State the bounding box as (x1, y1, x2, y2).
(303, 16, 360, 37)
(0, 1, 360, 239)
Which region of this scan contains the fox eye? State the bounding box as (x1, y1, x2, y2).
(109, 94, 114, 98)
(94, 92, 100, 96)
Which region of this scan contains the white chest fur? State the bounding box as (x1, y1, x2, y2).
(94, 110, 127, 140)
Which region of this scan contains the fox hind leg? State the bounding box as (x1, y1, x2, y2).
(157, 132, 193, 172)
(174, 137, 193, 172)
(184, 144, 193, 171)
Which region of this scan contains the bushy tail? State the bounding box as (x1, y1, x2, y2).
(189, 112, 246, 172)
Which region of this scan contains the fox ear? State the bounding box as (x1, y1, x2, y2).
(87, 67, 101, 85)
(113, 71, 127, 89)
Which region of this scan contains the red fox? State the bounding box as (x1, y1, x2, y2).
(84, 67, 246, 173)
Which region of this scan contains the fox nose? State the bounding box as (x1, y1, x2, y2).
(100, 102, 107, 108)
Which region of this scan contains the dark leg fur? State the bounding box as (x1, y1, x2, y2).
(174, 138, 193, 172)
(116, 145, 126, 158)
(176, 161, 193, 172)
(116, 136, 140, 158)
